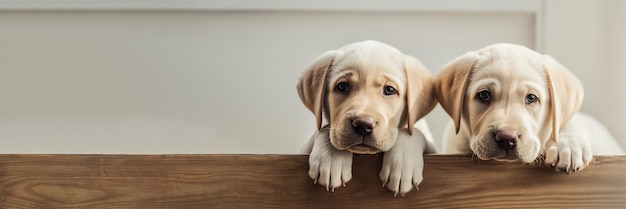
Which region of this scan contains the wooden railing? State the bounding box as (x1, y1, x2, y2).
(0, 154, 624, 208)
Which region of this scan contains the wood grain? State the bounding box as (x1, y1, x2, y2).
(0, 154, 624, 208)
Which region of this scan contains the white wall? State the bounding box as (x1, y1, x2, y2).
(544, 0, 626, 149)
(1, 1, 624, 154)
(606, 0, 626, 148)
(0, 10, 534, 154)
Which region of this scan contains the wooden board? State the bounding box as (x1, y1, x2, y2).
(0, 154, 624, 208)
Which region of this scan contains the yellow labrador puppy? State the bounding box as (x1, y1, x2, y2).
(435, 43, 625, 173)
(298, 40, 437, 196)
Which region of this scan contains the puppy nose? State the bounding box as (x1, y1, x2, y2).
(352, 117, 376, 136)
(494, 130, 519, 150)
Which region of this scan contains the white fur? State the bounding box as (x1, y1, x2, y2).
(437, 43, 625, 173)
(298, 40, 437, 196)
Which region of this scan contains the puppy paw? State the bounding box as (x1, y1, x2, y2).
(308, 130, 353, 192)
(379, 130, 426, 196)
(544, 135, 593, 173)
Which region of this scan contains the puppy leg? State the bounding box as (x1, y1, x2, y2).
(307, 127, 353, 191)
(544, 116, 593, 173)
(379, 127, 431, 196)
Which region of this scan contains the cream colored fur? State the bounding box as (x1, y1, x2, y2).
(435, 43, 625, 173)
(298, 40, 437, 196)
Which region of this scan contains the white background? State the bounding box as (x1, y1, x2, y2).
(0, 0, 624, 154)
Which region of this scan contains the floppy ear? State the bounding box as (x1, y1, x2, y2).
(403, 55, 437, 135)
(297, 50, 339, 130)
(543, 55, 584, 142)
(433, 52, 478, 134)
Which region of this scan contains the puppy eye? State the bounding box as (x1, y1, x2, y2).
(336, 82, 350, 93)
(383, 86, 397, 96)
(526, 94, 538, 104)
(476, 90, 491, 102)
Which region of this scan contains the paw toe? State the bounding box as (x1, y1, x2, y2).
(545, 145, 559, 166)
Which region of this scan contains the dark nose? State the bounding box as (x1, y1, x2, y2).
(494, 130, 519, 150)
(352, 117, 376, 136)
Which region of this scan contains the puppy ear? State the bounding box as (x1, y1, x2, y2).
(543, 55, 584, 142)
(404, 55, 437, 135)
(297, 50, 339, 130)
(433, 52, 478, 134)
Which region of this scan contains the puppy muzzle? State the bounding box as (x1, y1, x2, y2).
(473, 128, 524, 162)
(347, 116, 381, 154)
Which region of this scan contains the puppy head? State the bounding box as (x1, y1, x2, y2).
(297, 40, 436, 154)
(434, 43, 583, 162)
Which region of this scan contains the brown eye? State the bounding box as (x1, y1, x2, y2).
(337, 82, 350, 93)
(476, 90, 491, 102)
(383, 86, 397, 96)
(526, 94, 538, 104)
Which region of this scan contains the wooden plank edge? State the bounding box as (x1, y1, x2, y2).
(0, 154, 624, 208)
